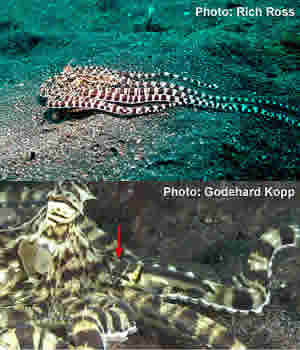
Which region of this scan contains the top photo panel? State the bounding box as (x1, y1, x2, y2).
(0, 0, 299, 181)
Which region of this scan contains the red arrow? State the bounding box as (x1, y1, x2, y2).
(115, 224, 123, 258)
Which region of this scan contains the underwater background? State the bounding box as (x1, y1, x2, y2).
(0, 0, 299, 180)
(1, 181, 300, 348)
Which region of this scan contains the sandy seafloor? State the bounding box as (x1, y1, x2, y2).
(0, 0, 299, 180)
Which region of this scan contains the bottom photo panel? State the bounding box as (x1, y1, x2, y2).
(0, 181, 300, 350)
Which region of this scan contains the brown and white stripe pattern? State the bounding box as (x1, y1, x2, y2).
(39, 64, 299, 127)
(119, 225, 299, 315)
(1, 182, 300, 350)
(122, 287, 247, 350)
(0, 182, 137, 350)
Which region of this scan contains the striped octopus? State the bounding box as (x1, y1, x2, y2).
(0, 182, 300, 349)
(39, 64, 299, 127)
